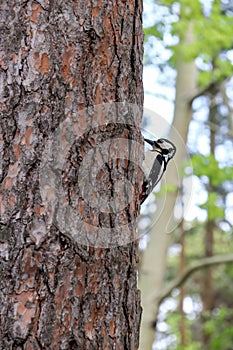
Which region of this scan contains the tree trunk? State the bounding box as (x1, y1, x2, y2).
(178, 219, 187, 347)
(202, 102, 216, 348)
(0, 1, 144, 349)
(139, 22, 197, 350)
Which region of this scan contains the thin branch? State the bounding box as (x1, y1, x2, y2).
(220, 80, 233, 134)
(189, 78, 230, 105)
(158, 254, 233, 305)
(204, 120, 233, 138)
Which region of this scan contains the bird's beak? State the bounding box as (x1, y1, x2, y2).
(144, 138, 154, 146)
(144, 138, 161, 152)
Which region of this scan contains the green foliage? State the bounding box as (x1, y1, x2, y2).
(144, 0, 233, 86)
(199, 192, 225, 220)
(166, 310, 203, 349)
(142, 2, 233, 348)
(191, 154, 233, 220)
(203, 309, 233, 350)
(191, 154, 233, 187)
(155, 183, 178, 197)
(168, 308, 233, 349)
(144, 26, 163, 40)
(163, 216, 233, 349)
(175, 342, 202, 350)
(198, 70, 213, 88)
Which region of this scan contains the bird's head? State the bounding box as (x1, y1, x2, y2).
(144, 138, 176, 160)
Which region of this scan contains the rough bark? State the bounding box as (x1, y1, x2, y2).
(0, 1, 144, 349)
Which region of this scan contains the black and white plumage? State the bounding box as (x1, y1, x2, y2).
(140, 138, 176, 204)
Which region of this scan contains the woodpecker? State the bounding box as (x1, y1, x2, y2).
(140, 138, 176, 204)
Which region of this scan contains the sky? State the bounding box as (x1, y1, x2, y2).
(143, 74, 233, 227)
(142, 1, 233, 349)
(142, 1, 233, 228)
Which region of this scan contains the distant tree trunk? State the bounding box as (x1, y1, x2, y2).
(202, 102, 216, 347)
(139, 22, 197, 350)
(0, 1, 144, 349)
(178, 219, 187, 346)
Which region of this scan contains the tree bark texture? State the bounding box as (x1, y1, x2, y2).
(0, 1, 144, 349)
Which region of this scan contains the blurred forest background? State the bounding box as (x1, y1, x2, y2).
(138, 0, 233, 349)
